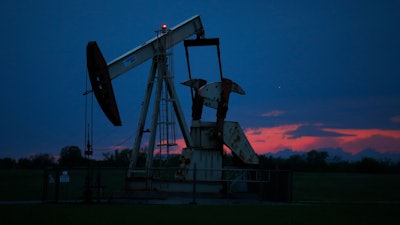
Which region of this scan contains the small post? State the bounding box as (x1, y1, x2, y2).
(190, 164, 197, 205)
(55, 167, 60, 203)
(42, 167, 48, 204)
(84, 166, 92, 203)
(96, 165, 102, 203)
(84, 139, 93, 203)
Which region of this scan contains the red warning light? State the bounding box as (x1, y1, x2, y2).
(161, 24, 167, 30)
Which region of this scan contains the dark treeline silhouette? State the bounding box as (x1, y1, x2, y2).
(1, 147, 400, 173)
(256, 150, 400, 173)
(1, 153, 57, 169)
(0, 146, 87, 169)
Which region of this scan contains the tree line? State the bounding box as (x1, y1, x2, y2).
(1, 146, 399, 173)
(256, 150, 400, 173)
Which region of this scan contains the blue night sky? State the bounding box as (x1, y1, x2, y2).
(1, 0, 400, 159)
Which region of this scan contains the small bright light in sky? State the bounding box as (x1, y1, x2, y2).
(161, 24, 167, 29)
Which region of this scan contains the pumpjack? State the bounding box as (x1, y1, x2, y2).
(87, 15, 291, 200)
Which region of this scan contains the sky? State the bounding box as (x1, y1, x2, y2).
(1, 0, 400, 160)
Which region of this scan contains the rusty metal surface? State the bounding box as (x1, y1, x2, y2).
(223, 121, 259, 164)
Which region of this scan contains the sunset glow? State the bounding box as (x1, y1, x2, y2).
(109, 124, 400, 157)
(244, 125, 400, 155)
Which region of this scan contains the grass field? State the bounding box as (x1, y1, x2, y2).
(1, 169, 399, 225)
(293, 172, 400, 202)
(2, 202, 399, 225)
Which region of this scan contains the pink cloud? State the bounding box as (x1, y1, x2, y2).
(391, 115, 400, 123)
(324, 128, 400, 154)
(261, 110, 285, 117)
(244, 126, 400, 155)
(244, 124, 311, 153)
(342, 135, 400, 154)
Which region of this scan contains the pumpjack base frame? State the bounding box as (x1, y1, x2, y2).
(118, 169, 293, 202)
